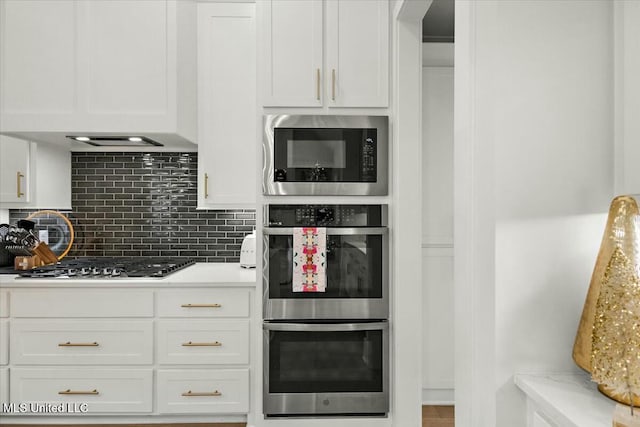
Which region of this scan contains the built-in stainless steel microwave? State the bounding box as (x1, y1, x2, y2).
(262, 115, 388, 196)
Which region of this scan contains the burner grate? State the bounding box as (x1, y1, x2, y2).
(18, 257, 196, 279)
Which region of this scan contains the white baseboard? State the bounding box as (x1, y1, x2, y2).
(422, 388, 455, 405)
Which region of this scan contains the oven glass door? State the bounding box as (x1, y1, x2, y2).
(265, 227, 386, 300)
(273, 128, 377, 183)
(263, 322, 389, 416)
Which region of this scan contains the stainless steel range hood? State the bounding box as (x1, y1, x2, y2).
(66, 135, 163, 147)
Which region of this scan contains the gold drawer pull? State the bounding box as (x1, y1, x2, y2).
(182, 390, 222, 397)
(58, 341, 99, 347)
(181, 303, 222, 308)
(182, 341, 222, 347)
(58, 389, 99, 395)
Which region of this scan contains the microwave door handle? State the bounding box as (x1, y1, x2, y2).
(263, 322, 388, 332)
(262, 227, 387, 236)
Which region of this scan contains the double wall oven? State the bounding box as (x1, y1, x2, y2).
(262, 204, 389, 417)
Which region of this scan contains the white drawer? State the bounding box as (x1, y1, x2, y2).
(0, 368, 8, 405)
(157, 369, 248, 414)
(157, 289, 250, 318)
(157, 319, 249, 365)
(0, 290, 8, 317)
(10, 320, 153, 365)
(10, 368, 152, 413)
(11, 289, 153, 317)
(0, 320, 8, 365)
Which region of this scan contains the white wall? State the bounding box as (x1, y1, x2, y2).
(486, 1, 614, 426)
(422, 63, 454, 404)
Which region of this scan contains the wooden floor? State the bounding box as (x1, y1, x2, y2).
(423, 405, 455, 427)
(1, 407, 454, 427)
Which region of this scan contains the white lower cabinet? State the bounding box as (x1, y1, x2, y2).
(10, 320, 153, 365)
(10, 368, 153, 413)
(0, 320, 8, 366)
(157, 288, 250, 318)
(10, 289, 153, 318)
(3, 283, 253, 421)
(0, 368, 8, 405)
(0, 289, 9, 318)
(157, 369, 249, 414)
(157, 320, 249, 365)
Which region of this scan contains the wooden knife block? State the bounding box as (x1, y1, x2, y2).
(14, 242, 58, 270)
(32, 241, 58, 264)
(14, 255, 44, 270)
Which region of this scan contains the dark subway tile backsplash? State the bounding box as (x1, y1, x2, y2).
(10, 152, 255, 263)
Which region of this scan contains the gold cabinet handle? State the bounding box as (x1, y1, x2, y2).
(58, 341, 99, 347)
(204, 173, 209, 199)
(181, 303, 222, 308)
(331, 69, 336, 101)
(182, 390, 222, 397)
(58, 389, 99, 395)
(316, 68, 321, 101)
(182, 341, 222, 347)
(16, 171, 24, 198)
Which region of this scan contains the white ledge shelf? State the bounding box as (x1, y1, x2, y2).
(515, 372, 616, 427)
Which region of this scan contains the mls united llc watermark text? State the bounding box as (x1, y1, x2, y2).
(1, 402, 89, 414)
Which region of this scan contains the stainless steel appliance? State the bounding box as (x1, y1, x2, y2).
(17, 257, 195, 278)
(263, 204, 388, 320)
(263, 321, 389, 417)
(263, 115, 388, 195)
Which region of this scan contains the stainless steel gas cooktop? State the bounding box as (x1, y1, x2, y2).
(18, 257, 195, 279)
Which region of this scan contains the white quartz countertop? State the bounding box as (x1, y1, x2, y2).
(514, 372, 616, 427)
(0, 263, 256, 287)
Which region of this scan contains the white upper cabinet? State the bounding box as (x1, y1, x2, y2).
(263, 0, 323, 107)
(262, 0, 389, 108)
(325, 0, 389, 108)
(0, 136, 30, 204)
(0, 0, 77, 119)
(197, 2, 256, 209)
(0, 0, 196, 147)
(0, 136, 71, 210)
(82, 1, 171, 119)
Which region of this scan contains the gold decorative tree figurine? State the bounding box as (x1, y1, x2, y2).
(573, 196, 640, 407)
(591, 246, 640, 408)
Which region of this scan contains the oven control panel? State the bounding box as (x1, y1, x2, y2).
(266, 205, 386, 227)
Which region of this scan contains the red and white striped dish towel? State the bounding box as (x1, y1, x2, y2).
(292, 227, 326, 292)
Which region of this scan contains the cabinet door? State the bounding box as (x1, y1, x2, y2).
(263, 0, 323, 107)
(197, 3, 256, 209)
(0, 0, 77, 121)
(0, 368, 7, 406)
(157, 369, 249, 414)
(326, 0, 389, 107)
(0, 135, 30, 204)
(10, 368, 153, 413)
(80, 0, 169, 124)
(157, 320, 249, 365)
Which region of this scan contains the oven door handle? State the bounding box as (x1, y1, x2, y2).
(263, 322, 388, 332)
(263, 227, 387, 236)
